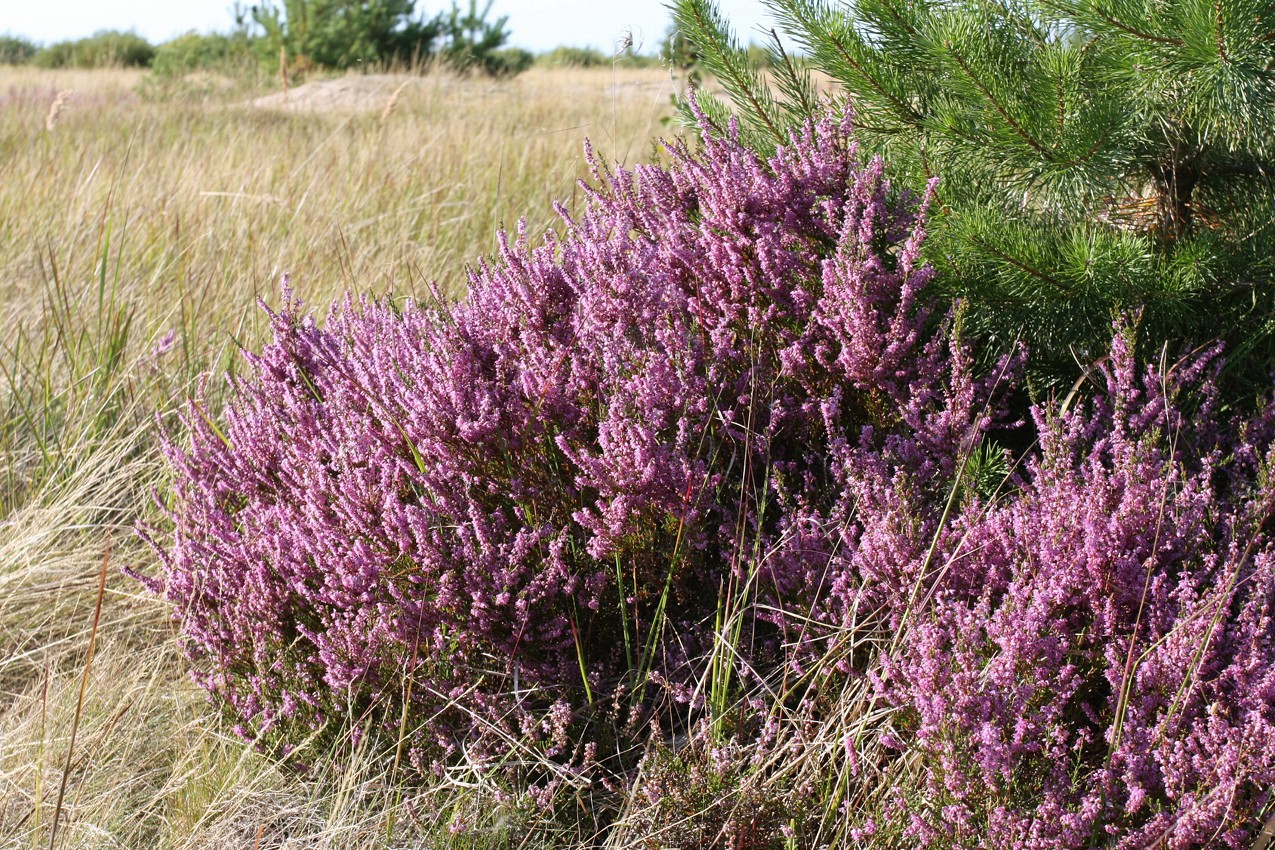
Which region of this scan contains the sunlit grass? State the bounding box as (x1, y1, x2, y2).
(0, 64, 678, 849)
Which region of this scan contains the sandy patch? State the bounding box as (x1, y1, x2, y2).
(245, 69, 688, 116)
(248, 73, 449, 114)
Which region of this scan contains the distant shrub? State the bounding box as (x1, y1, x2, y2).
(540, 46, 607, 67)
(744, 42, 773, 69)
(34, 31, 155, 69)
(151, 31, 251, 78)
(143, 110, 979, 774)
(436, 0, 518, 76)
(244, 0, 526, 75)
(0, 35, 37, 65)
(619, 53, 660, 69)
(537, 46, 657, 70)
(484, 45, 533, 77)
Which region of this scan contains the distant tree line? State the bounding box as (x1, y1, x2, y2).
(0, 1, 532, 77)
(0, 31, 154, 69)
(0, 4, 776, 77)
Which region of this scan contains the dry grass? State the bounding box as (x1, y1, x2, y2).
(0, 64, 680, 849)
(1, 65, 676, 330)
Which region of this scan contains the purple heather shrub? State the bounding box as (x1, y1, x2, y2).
(138, 92, 1275, 844)
(140, 98, 1275, 844)
(854, 332, 1275, 848)
(141, 108, 988, 771)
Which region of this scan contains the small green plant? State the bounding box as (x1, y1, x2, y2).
(537, 45, 659, 70)
(484, 46, 534, 77)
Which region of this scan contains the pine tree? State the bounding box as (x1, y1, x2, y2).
(250, 0, 443, 68)
(674, 0, 1275, 399)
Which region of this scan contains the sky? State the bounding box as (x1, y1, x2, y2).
(1, 1, 782, 54)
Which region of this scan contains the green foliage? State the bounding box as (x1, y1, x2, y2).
(536, 45, 659, 70)
(437, 0, 512, 74)
(244, 0, 522, 75)
(661, 19, 699, 71)
(0, 34, 37, 65)
(151, 31, 255, 77)
(540, 45, 608, 67)
(249, 0, 443, 69)
(485, 45, 534, 75)
(676, 0, 1275, 401)
(33, 31, 155, 69)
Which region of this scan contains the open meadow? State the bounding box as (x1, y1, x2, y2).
(7, 10, 1275, 844)
(0, 64, 681, 849)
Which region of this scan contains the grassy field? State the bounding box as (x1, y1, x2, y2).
(0, 64, 682, 849)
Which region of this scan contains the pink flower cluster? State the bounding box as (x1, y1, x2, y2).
(855, 335, 1275, 847)
(142, 111, 975, 770)
(141, 104, 1275, 846)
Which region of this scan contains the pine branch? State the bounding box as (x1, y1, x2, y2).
(765, 28, 821, 126)
(965, 233, 1070, 292)
(1086, 4, 1184, 45)
(872, 0, 922, 39)
(943, 40, 1054, 161)
(688, 0, 1275, 400)
(672, 0, 787, 147)
(1214, 0, 1229, 61)
(767, 0, 922, 126)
